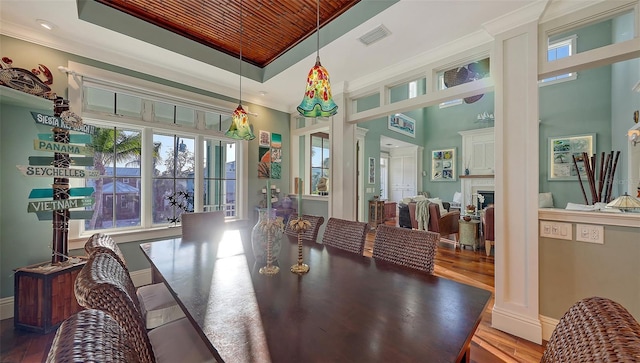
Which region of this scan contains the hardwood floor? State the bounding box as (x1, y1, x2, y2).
(365, 219, 545, 363)
(1, 220, 544, 363)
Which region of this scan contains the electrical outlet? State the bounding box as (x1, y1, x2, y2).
(540, 221, 572, 240)
(576, 224, 604, 244)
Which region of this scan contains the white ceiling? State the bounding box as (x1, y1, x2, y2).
(1, 0, 541, 114)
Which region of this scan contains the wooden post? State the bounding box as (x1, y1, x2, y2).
(51, 97, 70, 264)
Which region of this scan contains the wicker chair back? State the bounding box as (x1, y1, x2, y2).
(322, 217, 368, 255)
(284, 214, 325, 244)
(541, 296, 640, 363)
(85, 233, 128, 270)
(75, 252, 155, 363)
(46, 309, 140, 363)
(372, 224, 439, 274)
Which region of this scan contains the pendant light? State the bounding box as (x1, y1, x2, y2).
(225, 0, 256, 140)
(296, 0, 338, 118)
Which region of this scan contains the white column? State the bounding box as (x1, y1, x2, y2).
(329, 90, 357, 220)
(492, 21, 542, 344)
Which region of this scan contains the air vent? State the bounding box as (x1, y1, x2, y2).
(358, 25, 391, 46)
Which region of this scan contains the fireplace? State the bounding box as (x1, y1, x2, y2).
(477, 190, 494, 210)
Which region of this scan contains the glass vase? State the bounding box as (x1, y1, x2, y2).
(251, 208, 284, 268)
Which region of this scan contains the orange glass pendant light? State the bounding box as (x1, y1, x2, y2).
(297, 0, 338, 118)
(225, 0, 255, 140)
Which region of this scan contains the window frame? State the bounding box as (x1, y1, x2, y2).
(539, 35, 578, 86)
(310, 132, 330, 195)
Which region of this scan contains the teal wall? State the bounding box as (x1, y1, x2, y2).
(539, 20, 614, 208)
(0, 36, 289, 298)
(423, 93, 495, 200)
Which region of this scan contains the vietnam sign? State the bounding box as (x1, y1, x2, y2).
(31, 112, 97, 135)
(17, 165, 101, 178)
(28, 198, 94, 213)
(33, 139, 93, 155)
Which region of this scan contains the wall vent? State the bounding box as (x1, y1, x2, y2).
(358, 25, 391, 46)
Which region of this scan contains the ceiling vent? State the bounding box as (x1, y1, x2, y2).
(358, 25, 391, 46)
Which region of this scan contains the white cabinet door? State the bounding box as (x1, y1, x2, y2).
(389, 155, 417, 201)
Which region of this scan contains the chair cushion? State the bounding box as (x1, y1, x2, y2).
(148, 318, 216, 363)
(427, 197, 447, 215)
(137, 283, 185, 329)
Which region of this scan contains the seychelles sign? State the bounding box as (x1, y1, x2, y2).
(16, 165, 101, 178)
(27, 197, 94, 213)
(31, 111, 97, 135)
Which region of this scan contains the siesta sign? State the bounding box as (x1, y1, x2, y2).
(27, 197, 94, 213)
(31, 112, 97, 135)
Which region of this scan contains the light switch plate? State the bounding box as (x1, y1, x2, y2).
(540, 221, 572, 240)
(576, 224, 604, 244)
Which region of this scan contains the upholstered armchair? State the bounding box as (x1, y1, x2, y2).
(427, 203, 460, 241)
(483, 206, 494, 256)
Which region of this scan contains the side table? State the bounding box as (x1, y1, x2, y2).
(458, 219, 480, 251)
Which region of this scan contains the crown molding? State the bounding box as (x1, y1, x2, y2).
(483, 0, 550, 37)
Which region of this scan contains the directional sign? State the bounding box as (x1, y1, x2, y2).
(28, 198, 94, 213)
(17, 165, 101, 178)
(28, 156, 94, 167)
(38, 133, 92, 144)
(29, 187, 94, 199)
(31, 111, 97, 135)
(33, 139, 93, 155)
(35, 210, 95, 221)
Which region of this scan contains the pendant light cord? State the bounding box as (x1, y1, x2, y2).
(316, 0, 320, 61)
(239, 0, 243, 105)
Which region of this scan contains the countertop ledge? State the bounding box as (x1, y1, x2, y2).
(539, 208, 640, 228)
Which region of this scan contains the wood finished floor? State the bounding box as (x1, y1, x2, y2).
(0, 219, 544, 363)
(364, 219, 545, 363)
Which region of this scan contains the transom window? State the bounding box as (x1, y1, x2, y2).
(540, 35, 577, 85)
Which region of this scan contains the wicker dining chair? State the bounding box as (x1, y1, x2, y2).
(46, 309, 140, 363)
(75, 251, 216, 363)
(321, 217, 368, 255)
(84, 233, 184, 329)
(372, 224, 439, 274)
(284, 214, 325, 244)
(541, 296, 640, 363)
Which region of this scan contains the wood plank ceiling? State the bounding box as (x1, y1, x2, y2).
(96, 0, 360, 68)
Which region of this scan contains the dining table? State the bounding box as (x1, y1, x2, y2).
(140, 224, 492, 363)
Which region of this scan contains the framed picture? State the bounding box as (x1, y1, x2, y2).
(388, 113, 416, 138)
(548, 133, 595, 180)
(431, 148, 456, 181)
(368, 157, 375, 184)
(259, 130, 271, 147)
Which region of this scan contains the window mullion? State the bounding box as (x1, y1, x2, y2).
(141, 128, 154, 228)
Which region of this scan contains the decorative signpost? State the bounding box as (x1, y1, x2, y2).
(15, 97, 99, 264)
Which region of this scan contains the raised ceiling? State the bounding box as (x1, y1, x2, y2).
(95, 0, 361, 68)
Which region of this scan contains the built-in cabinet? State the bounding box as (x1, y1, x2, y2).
(388, 146, 423, 202)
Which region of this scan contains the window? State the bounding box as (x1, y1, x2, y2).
(85, 127, 141, 230)
(438, 75, 463, 108)
(540, 36, 577, 85)
(310, 132, 330, 194)
(73, 70, 242, 237)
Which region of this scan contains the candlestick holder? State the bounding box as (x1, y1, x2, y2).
(289, 217, 311, 274)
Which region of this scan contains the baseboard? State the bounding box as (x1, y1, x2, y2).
(1, 268, 152, 321)
(492, 306, 543, 344)
(1, 296, 14, 320)
(539, 315, 559, 342)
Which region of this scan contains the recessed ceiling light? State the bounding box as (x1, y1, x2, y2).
(259, 91, 268, 96)
(36, 19, 56, 31)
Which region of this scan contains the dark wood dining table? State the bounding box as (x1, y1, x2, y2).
(140, 225, 491, 363)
